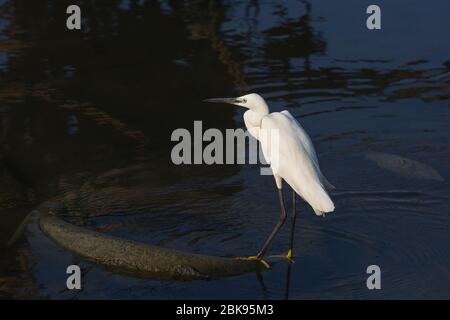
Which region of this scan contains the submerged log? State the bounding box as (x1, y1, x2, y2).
(38, 200, 261, 280)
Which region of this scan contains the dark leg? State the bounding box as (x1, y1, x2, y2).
(288, 190, 297, 259)
(256, 188, 287, 259)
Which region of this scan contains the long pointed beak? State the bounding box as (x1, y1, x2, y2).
(202, 97, 239, 105)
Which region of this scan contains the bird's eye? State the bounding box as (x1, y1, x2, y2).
(242, 98, 247, 103)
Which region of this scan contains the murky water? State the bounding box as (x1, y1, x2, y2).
(1, 0, 450, 299)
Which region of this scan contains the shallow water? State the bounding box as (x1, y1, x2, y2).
(1, 0, 450, 299)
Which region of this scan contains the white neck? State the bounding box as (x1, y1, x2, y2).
(252, 100, 270, 117)
(243, 109, 268, 139)
(241, 96, 270, 139)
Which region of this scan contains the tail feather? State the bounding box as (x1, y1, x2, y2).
(314, 206, 333, 217)
(321, 174, 336, 190)
(312, 194, 335, 216)
(290, 177, 335, 216)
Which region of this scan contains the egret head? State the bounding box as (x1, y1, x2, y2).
(203, 93, 269, 115)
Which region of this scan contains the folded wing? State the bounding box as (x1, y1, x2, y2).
(261, 111, 335, 215)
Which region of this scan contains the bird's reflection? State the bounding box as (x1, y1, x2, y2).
(255, 270, 270, 300)
(284, 261, 293, 300)
(253, 258, 295, 300)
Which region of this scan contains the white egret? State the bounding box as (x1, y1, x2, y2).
(204, 93, 335, 268)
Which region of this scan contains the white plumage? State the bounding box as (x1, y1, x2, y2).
(242, 94, 335, 216)
(204, 93, 335, 262)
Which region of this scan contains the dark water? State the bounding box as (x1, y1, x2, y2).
(1, 0, 450, 299)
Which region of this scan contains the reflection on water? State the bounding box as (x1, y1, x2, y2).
(1, 0, 450, 299)
(366, 152, 444, 181)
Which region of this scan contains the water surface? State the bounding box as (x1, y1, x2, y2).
(1, 0, 450, 299)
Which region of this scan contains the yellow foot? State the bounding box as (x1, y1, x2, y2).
(286, 249, 294, 263)
(268, 250, 295, 263)
(235, 256, 270, 269)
